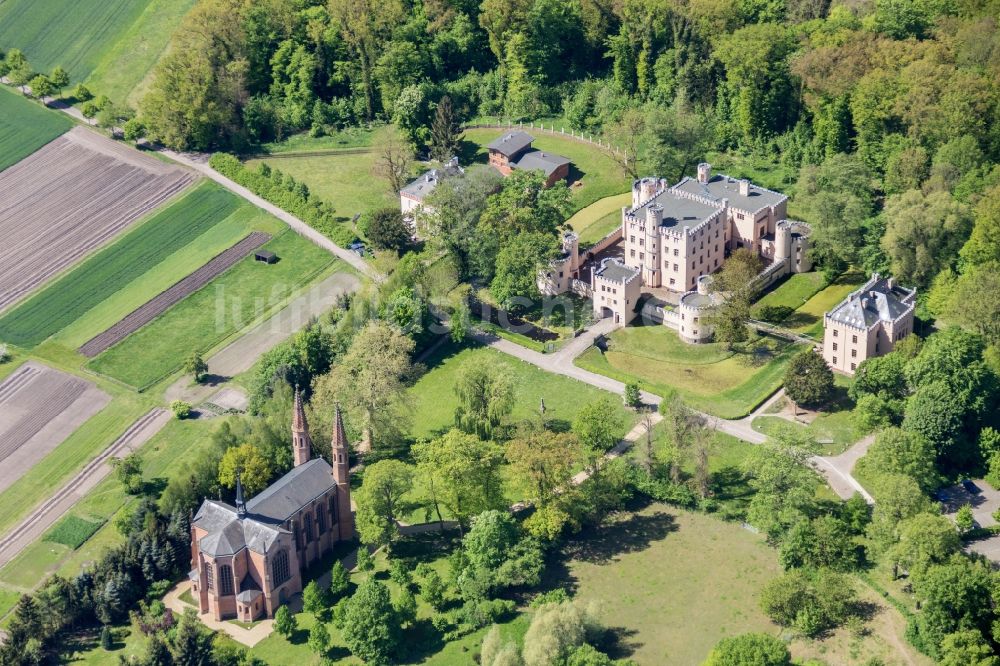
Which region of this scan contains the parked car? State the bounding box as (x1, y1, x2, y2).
(962, 479, 982, 495)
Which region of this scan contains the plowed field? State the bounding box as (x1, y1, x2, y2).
(0, 127, 195, 312)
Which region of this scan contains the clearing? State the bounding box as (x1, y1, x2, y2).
(553, 504, 781, 664)
(575, 323, 804, 419)
(0, 127, 195, 312)
(0, 182, 242, 348)
(0, 86, 73, 171)
(407, 340, 638, 440)
(461, 128, 630, 212)
(88, 231, 337, 389)
(0, 0, 192, 96)
(0, 362, 110, 494)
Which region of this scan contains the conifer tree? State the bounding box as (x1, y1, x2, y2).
(429, 95, 463, 162)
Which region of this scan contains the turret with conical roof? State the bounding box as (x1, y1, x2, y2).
(330, 404, 355, 540)
(292, 386, 312, 467)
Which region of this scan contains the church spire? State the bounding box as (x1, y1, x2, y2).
(235, 469, 247, 518)
(292, 386, 312, 467)
(330, 403, 355, 540)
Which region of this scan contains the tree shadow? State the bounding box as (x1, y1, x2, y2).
(558, 509, 678, 566)
(396, 617, 446, 664)
(288, 627, 309, 645)
(600, 626, 642, 660)
(781, 311, 819, 330)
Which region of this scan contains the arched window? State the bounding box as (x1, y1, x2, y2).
(219, 565, 234, 596)
(317, 505, 326, 535)
(329, 495, 338, 526)
(304, 515, 313, 543)
(272, 550, 290, 586)
(205, 565, 215, 591)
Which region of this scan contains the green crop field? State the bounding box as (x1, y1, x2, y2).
(43, 515, 104, 550)
(88, 230, 337, 389)
(0, 182, 241, 348)
(0, 86, 73, 171)
(576, 323, 804, 419)
(0, 0, 154, 83)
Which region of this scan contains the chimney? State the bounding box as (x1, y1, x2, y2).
(887, 277, 895, 290)
(292, 386, 312, 467)
(739, 179, 750, 197)
(448, 156, 459, 168)
(697, 163, 711, 184)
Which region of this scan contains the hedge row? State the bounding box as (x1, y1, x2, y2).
(209, 153, 357, 246)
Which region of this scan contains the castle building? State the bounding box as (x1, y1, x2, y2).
(487, 131, 570, 187)
(189, 390, 354, 622)
(621, 164, 810, 294)
(822, 274, 916, 375)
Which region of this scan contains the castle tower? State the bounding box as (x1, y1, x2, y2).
(330, 404, 355, 540)
(697, 163, 711, 184)
(292, 387, 312, 467)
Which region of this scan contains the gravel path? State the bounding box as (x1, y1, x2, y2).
(0, 407, 170, 569)
(78, 232, 271, 357)
(0, 362, 110, 495)
(0, 127, 195, 312)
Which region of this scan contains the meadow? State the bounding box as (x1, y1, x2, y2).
(779, 272, 866, 337)
(575, 323, 803, 419)
(82, 0, 200, 104)
(0, 86, 73, 171)
(406, 340, 638, 440)
(0, 182, 242, 347)
(751, 271, 829, 317)
(43, 515, 104, 550)
(0, 0, 155, 83)
(88, 231, 337, 389)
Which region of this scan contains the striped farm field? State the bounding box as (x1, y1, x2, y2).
(88, 230, 338, 390)
(0, 181, 239, 348)
(0, 86, 73, 172)
(0, 0, 155, 84)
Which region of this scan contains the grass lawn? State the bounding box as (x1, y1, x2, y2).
(245, 129, 401, 223)
(0, 0, 156, 84)
(82, 0, 198, 104)
(575, 323, 804, 419)
(752, 412, 861, 456)
(88, 230, 337, 389)
(258, 127, 379, 154)
(43, 515, 105, 549)
(460, 129, 630, 213)
(0, 182, 243, 347)
(566, 193, 630, 246)
(782, 271, 866, 338)
(550, 504, 781, 665)
(407, 340, 638, 440)
(0, 85, 73, 171)
(752, 272, 828, 316)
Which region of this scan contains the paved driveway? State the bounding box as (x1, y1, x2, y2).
(939, 479, 1000, 528)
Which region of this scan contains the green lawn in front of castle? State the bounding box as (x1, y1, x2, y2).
(575, 323, 804, 419)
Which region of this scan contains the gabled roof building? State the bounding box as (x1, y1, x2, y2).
(487, 131, 570, 187)
(190, 389, 354, 622)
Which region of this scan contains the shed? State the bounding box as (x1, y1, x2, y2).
(255, 250, 277, 264)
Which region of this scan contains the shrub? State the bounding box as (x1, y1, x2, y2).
(704, 632, 791, 666)
(171, 401, 192, 420)
(757, 304, 794, 324)
(0, 342, 10, 363)
(760, 568, 857, 637)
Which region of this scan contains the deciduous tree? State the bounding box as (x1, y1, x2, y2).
(355, 459, 414, 548)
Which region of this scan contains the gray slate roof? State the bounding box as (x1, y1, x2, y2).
(631, 189, 719, 228)
(673, 174, 786, 213)
(827, 275, 915, 329)
(512, 150, 570, 177)
(192, 501, 285, 557)
(595, 259, 639, 283)
(246, 458, 335, 523)
(401, 162, 464, 202)
(488, 131, 535, 157)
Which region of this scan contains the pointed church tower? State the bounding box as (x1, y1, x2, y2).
(292, 386, 312, 467)
(330, 404, 355, 540)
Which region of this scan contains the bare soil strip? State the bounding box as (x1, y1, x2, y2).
(0, 362, 110, 494)
(0, 127, 195, 312)
(0, 408, 171, 569)
(78, 231, 272, 357)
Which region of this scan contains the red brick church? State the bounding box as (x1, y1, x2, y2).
(189, 390, 354, 622)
